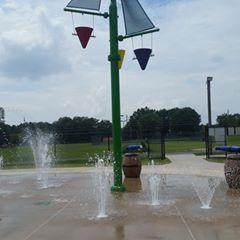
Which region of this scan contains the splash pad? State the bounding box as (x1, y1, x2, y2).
(1, 167, 240, 240)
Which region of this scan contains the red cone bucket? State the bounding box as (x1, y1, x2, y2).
(75, 26, 93, 49)
(134, 48, 152, 70)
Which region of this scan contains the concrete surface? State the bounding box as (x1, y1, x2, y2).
(1, 154, 239, 240)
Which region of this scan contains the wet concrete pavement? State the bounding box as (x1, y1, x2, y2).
(1, 166, 240, 240)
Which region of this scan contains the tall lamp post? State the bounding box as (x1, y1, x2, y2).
(207, 77, 213, 127)
(206, 76, 213, 156)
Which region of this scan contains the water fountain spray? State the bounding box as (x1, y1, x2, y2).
(25, 128, 55, 189)
(148, 160, 161, 205)
(192, 176, 221, 209)
(91, 153, 111, 218)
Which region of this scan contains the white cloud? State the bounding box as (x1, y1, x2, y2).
(0, 0, 239, 124)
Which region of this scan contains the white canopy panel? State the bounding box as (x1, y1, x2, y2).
(66, 0, 101, 11)
(121, 0, 155, 36)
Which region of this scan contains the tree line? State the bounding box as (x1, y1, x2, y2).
(0, 117, 112, 146)
(0, 107, 239, 146)
(216, 113, 240, 127)
(122, 107, 202, 140)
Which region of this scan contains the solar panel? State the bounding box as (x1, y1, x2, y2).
(121, 0, 155, 36)
(66, 0, 101, 11)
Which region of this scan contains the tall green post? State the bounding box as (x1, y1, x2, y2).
(64, 0, 159, 193)
(109, 0, 125, 192)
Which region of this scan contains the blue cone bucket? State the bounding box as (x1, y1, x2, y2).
(134, 48, 152, 70)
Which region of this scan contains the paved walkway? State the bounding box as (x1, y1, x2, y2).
(143, 153, 224, 177)
(0, 153, 224, 177)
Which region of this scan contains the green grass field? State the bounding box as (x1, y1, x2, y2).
(0, 135, 239, 169)
(227, 135, 240, 145)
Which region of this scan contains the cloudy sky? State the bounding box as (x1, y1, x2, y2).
(0, 0, 239, 125)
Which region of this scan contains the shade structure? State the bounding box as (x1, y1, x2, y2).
(75, 27, 93, 49)
(121, 0, 155, 36)
(134, 48, 152, 70)
(67, 0, 101, 11)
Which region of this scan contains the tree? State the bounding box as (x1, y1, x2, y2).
(97, 120, 112, 136)
(122, 107, 161, 139)
(157, 109, 170, 134)
(123, 107, 201, 139)
(168, 107, 201, 134)
(0, 107, 202, 145)
(53, 116, 112, 143)
(217, 113, 240, 127)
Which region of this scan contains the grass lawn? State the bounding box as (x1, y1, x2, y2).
(0, 140, 173, 169)
(1, 135, 239, 169)
(166, 140, 205, 152)
(206, 157, 225, 164)
(228, 135, 240, 145)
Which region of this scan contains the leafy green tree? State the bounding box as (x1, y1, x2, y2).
(97, 120, 112, 136)
(53, 117, 112, 143)
(122, 107, 161, 139)
(0, 106, 202, 145)
(157, 109, 170, 134)
(217, 113, 240, 127)
(168, 107, 201, 134)
(123, 107, 201, 139)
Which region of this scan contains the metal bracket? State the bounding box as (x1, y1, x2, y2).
(118, 28, 160, 41)
(108, 54, 121, 62)
(64, 7, 109, 18)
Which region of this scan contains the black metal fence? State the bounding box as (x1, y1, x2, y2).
(0, 125, 206, 168)
(205, 126, 240, 158)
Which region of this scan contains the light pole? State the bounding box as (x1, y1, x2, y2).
(206, 77, 213, 127)
(206, 76, 213, 156)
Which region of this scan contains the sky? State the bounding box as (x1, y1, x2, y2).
(0, 0, 239, 125)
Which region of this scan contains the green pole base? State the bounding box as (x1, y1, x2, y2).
(111, 184, 126, 192)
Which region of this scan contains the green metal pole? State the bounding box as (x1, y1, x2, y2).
(109, 0, 125, 192)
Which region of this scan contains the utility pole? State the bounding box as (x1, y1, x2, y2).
(206, 76, 213, 156)
(206, 77, 213, 127)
